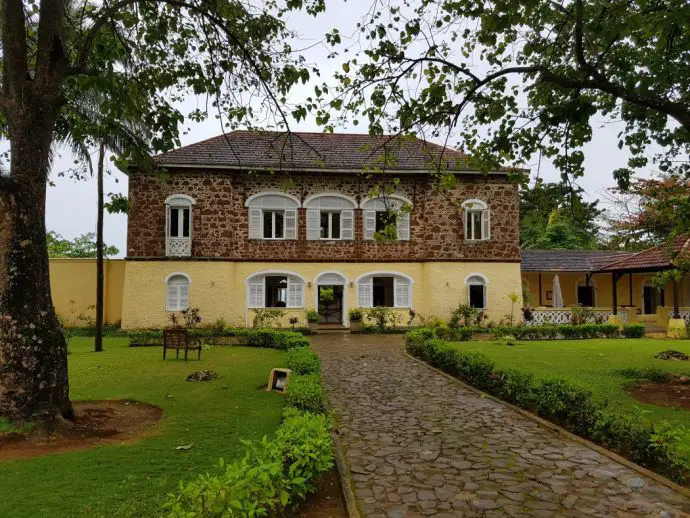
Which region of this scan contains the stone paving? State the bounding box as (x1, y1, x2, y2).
(310, 333, 690, 517)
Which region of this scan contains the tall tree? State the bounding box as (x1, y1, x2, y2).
(520, 180, 602, 249)
(47, 231, 119, 258)
(603, 175, 690, 250)
(312, 0, 689, 187)
(0, 0, 324, 427)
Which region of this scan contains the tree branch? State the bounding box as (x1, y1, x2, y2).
(35, 0, 69, 88)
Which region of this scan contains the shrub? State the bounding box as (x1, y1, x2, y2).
(348, 308, 363, 321)
(623, 323, 646, 338)
(239, 330, 309, 350)
(253, 309, 285, 328)
(286, 348, 321, 375)
(163, 410, 333, 517)
(533, 379, 599, 435)
(497, 369, 535, 407)
(618, 367, 668, 382)
(449, 303, 477, 328)
(521, 306, 534, 323)
(306, 310, 320, 323)
(570, 304, 594, 325)
(454, 350, 496, 391)
(286, 374, 325, 413)
(366, 306, 396, 331)
(492, 323, 619, 340)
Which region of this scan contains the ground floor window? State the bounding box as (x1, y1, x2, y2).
(357, 273, 411, 308)
(247, 272, 305, 308)
(465, 274, 487, 309)
(166, 273, 190, 311)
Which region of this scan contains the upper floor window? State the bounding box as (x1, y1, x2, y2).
(357, 272, 412, 308)
(165, 194, 195, 256)
(304, 194, 356, 240)
(166, 273, 190, 311)
(465, 273, 488, 309)
(245, 193, 299, 240)
(246, 271, 306, 308)
(462, 199, 490, 241)
(362, 195, 412, 241)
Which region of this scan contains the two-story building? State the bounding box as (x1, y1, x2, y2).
(120, 131, 524, 329)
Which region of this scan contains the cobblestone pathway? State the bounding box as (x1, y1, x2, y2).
(311, 334, 690, 517)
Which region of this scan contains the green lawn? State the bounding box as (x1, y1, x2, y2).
(451, 338, 690, 442)
(0, 337, 287, 517)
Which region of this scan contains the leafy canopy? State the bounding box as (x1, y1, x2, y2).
(47, 231, 119, 258)
(309, 0, 690, 188)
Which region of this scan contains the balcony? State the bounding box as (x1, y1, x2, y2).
(166, 237, 191, 257)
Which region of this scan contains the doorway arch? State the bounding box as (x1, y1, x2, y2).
(313, 271, 349, 326)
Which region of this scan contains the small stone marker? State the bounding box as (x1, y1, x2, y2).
(267, 368, 291, 393)
(186, 370, 218, 382)
(655, 350, 689, 361)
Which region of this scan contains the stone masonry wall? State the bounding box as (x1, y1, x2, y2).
(127, 170, 520, 261)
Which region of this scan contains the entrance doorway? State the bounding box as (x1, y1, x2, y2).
(577, 285, 595, 307)
(643, 285, 665, 314)
(318, 285, 344, 325)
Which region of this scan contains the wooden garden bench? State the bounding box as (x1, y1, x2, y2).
(163, 329, 201, 360)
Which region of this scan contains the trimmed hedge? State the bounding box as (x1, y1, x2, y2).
(163, 409, 333, 517)
(164, 343, 330, 517)
(405, 332, 690, 483)
(492, 323, 620, 340)
(622, 323, 646, 338)
(286, 348, 321, 375)
(128, 328, 309, 349)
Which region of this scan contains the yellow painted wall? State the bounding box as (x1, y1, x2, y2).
(522, 271, 688, 312)
(49, 258, 125, 325)
(121, 261, 523, 329)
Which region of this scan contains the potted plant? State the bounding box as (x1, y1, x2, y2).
(349, 308, 363, 332)
(306, 310, 320, 333)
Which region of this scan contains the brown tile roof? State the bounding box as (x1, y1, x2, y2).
(151, 130, 524, 173)
(596, 236, 690, 272)
(520, 249, 633, 272)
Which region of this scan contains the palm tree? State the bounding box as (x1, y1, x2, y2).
(55, 97, 151, 352)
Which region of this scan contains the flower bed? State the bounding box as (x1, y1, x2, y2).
(405, 328, 690, 484)
(128, 328, 309, 349)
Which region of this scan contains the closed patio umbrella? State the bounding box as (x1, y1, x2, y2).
(553, 275, 564, 308)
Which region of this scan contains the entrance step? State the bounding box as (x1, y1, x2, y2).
(315, 326, 349, 334)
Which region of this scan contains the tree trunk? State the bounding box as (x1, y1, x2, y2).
(95, 143, 105, 353)
(0, 114, 74, 427)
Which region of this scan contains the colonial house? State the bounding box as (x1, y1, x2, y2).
(119, 131, 524, 329)
(521, 241, 690, 334)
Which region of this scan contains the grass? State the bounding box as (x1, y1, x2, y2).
(451, 338, 690, 445)
(0, 337, 287, 517)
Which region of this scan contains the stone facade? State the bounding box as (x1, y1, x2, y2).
(127, 170, 520, 262)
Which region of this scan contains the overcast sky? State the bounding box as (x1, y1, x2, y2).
(45, 0, 648, 258)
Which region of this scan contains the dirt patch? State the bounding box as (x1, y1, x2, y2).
(291, 467, 348, 518)
(0, 400, 162, 461)
(627, 382, 690, 410)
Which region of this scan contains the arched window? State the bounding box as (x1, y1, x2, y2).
(245, 192, 300, 240)
(462, 199, 490, 241)
(165, 194, 196, 256)
(304, 194, 356, 240)
(246, 271, 306, 308)
(361, 195, 412, 241)
(465, 273, 488, 309)
(356, 272, 412, 308)
(166, 273, 190, 311)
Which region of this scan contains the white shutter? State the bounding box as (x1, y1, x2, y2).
(249, 209, 262, 239)
(341, 210, 354, 240)
(463, 209, 468, 239)
(284, 209, 297, 240)
(364, 210, 376, 240)
(358, 280, 372, 308)
(482, 209, 491, 240)
(395, 278, 410, 307)
(287, 280, 304, 308)
(248, 281, 264, 308)
(166, 284, 179, 311)
(306, 209, 320, 240)
(179, 283, 189, 310)
(397, 212, 410, 241)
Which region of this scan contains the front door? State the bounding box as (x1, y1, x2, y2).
(318, 285, 344, 325)
(643, 286, 663, 314)
(577, 286, 594, 307)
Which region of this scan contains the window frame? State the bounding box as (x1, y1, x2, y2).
(165, 194, 196, 256)
(356, 271, 413, 308)
(464, 273, 488, 310)
(361, 194, 412, 241)
(245, 192, 299, 241)
(165, 272, 191, 312)
(462, 199, 490, 241)
(304, 193, 356, 241)
(262, 209, 286, 240)
(245, 270, 306, 310)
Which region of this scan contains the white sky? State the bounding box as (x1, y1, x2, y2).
(44, 1, 653, 257)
